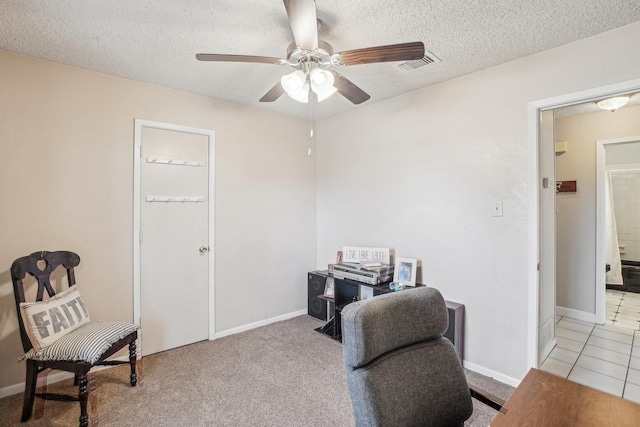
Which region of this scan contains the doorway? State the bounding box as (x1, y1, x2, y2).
(528, 77, 640, 369)
(133, 119, 216, 356)
(553, 129, 640, 329)
(597, 138, 640, 311)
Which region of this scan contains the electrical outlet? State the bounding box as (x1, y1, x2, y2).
(493, 201, 503, 217)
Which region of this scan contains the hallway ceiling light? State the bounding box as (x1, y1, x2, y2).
(597, 96, 630, 112)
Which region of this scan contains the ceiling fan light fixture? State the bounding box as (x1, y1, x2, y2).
(310, 68, 336, 102)
(281, 70, 309, 103)
(597, 96, 630, 112)
(310, 68, 329, 86)
(290, 82, 310, 103)
(281, 68, 337, 103)
(281, 70, 306, 91)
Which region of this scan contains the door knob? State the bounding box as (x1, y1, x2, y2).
(199, 245, 210, 253)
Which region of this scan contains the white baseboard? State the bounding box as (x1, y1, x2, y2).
(214, 309, 307, 339)
(266, 309, 307, 324)
(556, 306, 596, 323)
(0, 371, 75, 400)
(463, 360, 521, 388)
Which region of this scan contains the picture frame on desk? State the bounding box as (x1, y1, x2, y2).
(327, 251, 343, 276)
(324, 277, 335, 298)
(394, 258, 417, 286)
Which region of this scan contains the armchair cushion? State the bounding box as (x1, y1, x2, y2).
(19, 285, 91, 351)
(20, 321, 139, 364)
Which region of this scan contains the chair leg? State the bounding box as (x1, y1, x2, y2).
(88, 373, 99, 426)
(21, 360, 38, 422)
(136, 358, 144, 387)
(129, 341, 138, 387)
(34, 369, 48, 419)
(78, 374, 89, 427)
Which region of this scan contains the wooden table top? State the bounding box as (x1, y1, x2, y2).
(490, 368, 640, 427)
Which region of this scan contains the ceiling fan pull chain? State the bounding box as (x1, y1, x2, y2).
(309, 88, 314, 137)
(308, 91, 314, 157)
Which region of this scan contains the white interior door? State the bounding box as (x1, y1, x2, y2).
(134, 120, 215, 356)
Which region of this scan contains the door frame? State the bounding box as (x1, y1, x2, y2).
(597, 137, 640, 305)
(527, 78, 640, 369)
(133, 119, 216, 340)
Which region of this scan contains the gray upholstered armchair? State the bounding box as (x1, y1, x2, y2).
(341, 286, 483, 427)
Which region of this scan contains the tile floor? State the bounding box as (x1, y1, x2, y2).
(540, 289, 640, 404)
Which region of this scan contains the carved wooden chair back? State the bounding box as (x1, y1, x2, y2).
(11, 250, 81, 352)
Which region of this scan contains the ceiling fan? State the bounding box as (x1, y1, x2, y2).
(196, 0, 425, 105)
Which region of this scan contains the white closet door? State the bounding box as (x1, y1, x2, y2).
(139, 126, 210, 355)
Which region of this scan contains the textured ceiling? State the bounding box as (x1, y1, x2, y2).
(2, 1, 640, 120)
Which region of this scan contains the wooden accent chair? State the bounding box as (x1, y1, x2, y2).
(11, 250, 140, 427)
(341, 286, 504, 427)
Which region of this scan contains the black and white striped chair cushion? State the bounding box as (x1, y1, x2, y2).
(21, 321, 139, 364)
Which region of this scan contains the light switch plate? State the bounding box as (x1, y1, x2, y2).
(493, 201, 503, 217)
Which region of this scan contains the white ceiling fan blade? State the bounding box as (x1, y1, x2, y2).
(283, 0, 318, 51)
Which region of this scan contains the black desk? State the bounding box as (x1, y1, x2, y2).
(315, 277, 423, 342)
(313, 276, 464, 360)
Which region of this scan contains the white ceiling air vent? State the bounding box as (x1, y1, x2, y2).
(394, 51, 441, 72)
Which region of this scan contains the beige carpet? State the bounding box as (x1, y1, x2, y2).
(0, 315, 513, 426)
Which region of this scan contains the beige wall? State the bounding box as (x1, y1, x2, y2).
(0, 51, 317, 390)
(555, 105, 640, 314)
(316, 22, 640, 383)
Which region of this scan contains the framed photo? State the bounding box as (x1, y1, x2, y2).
(324, 277, 335, 298)
(394, 258, 417, 286)
(336, 250, 343, 263)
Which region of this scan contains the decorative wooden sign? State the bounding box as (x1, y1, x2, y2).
(556, 181, 577, 193)
(342, 246, 390, 264)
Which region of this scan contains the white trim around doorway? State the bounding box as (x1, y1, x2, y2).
(527, 78, 640, 370)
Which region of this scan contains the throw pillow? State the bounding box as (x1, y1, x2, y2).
(19, 285, 91, 351)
